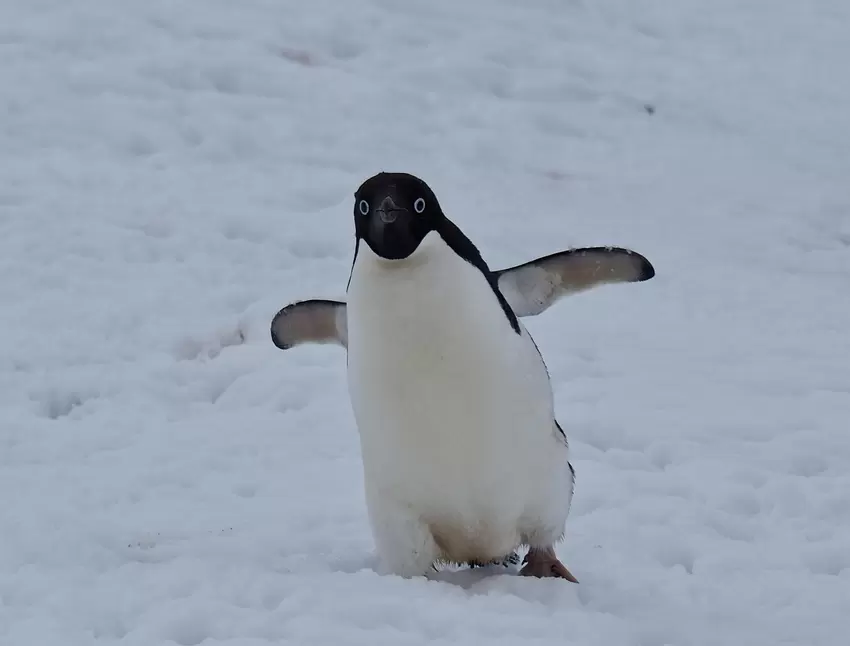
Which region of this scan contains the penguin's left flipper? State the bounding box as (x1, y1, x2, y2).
(269, 246, 654, 350)
(494, 246, 655, 317)
(270, 299, 348, 350)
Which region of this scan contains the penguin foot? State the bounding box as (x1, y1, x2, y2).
(519, 546, 579, 583)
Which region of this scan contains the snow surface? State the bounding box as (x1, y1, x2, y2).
(2, 0, 849, 644)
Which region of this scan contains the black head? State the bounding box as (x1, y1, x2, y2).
(353, 172, 444, 260)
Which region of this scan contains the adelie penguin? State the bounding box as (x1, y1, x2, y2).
(271, 172, 655, 581)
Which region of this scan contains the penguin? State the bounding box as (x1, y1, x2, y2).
(271, 172, 655, 580)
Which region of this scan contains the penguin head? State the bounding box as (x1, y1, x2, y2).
(353, 172, 444, 260)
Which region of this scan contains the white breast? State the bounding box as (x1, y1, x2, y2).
(346, 232, 568, 562)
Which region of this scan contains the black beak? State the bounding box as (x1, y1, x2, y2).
(375, 195, 406, 224)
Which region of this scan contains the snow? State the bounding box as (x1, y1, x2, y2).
(1, 0, 849, 644)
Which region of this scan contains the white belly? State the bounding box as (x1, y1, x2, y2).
(346, 233, 569, 563)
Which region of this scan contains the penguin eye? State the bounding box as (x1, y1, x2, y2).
(413, 197, 426, 214)
(358, 199, 370, 215)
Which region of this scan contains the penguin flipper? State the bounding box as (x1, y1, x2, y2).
(269, 247, 654, 350)
(270, 299, 347, 350)
(494, 246, 655, 317)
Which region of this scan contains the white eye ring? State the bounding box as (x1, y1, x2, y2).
(413, 197, 426, 214)
(358, 199, 369, 215)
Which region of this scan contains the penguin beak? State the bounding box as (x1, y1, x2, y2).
(375, 195, 404, 224)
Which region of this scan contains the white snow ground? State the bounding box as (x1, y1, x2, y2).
(1, 0, 849, 644)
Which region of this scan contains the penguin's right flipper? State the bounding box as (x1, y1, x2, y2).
(494, 246, 655, 317)
(270, 299, 347, 350)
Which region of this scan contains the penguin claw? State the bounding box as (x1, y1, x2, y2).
(468, 551, 521, 569)
(519, 547, 579, 583)
(503, 551, 522, 566)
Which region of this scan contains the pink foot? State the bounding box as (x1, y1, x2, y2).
(520, 546, 579, 583)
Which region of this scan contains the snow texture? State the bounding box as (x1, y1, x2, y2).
(1, 1, 849, 644)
